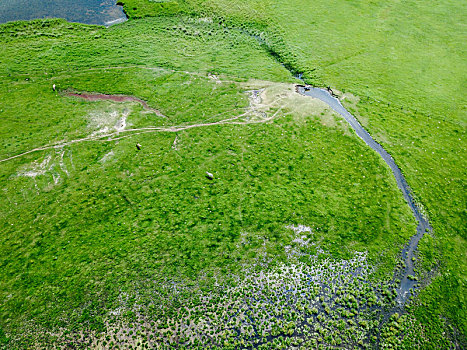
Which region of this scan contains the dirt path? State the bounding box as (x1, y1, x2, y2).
(0, 105, 281, 164)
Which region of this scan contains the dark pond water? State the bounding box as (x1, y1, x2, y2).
(0, 0, 127, 26)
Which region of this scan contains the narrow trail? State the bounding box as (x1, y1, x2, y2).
(0, 104, 281, 164)
(296, 85, 431, 307)
(1, 77, 437, 347)
(2, 83, 430, 307)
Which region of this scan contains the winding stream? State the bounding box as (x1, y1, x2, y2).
(296, 85, 431, 305)
(68, 85, 430, 305)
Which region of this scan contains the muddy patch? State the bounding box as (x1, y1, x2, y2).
(86, 106, 133, 137)
(16, 147, 71, 186)
(66, 92, 167, 118)
(241, 81, 351, 134)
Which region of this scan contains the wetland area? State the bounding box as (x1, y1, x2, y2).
(0, 0, 465, 348)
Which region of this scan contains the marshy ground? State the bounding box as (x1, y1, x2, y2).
(0, 1, 465, 348)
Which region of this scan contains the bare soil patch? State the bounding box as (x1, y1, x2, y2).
(66, 91, 167, 118)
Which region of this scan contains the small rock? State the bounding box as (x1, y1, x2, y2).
(206, 171, 214, 180)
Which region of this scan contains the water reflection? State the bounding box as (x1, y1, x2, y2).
(0, 0, 127, 26)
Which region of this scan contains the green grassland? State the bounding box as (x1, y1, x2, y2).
(116, 0, 182, 19)
(0, 0, 465, 348)
(166, 0, 467, 343)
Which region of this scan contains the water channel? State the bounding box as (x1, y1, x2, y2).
(296, 85, 431, 305)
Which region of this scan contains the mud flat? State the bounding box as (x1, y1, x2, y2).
(66, 91, 166, 117)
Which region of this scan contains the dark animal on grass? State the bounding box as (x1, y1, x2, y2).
(326, 86, 337, 97)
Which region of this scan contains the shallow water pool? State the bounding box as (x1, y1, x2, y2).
(0, 0, 127, 26)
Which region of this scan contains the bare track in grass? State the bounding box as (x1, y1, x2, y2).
(0, 88, 284, 163)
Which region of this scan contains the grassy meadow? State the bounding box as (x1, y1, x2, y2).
(176, 0, 467, 344)
(0, 0, 465, 348)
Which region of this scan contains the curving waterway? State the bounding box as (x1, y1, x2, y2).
(296, 85, 431, 305)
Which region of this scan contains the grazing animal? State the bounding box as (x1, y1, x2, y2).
(326, 86, 336, 97)
(52, 84, 56, 91)
(206, 171, 214, 180)
(136, 143, 142, 150)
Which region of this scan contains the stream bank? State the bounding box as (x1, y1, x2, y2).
(296, 85, 431, 306)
